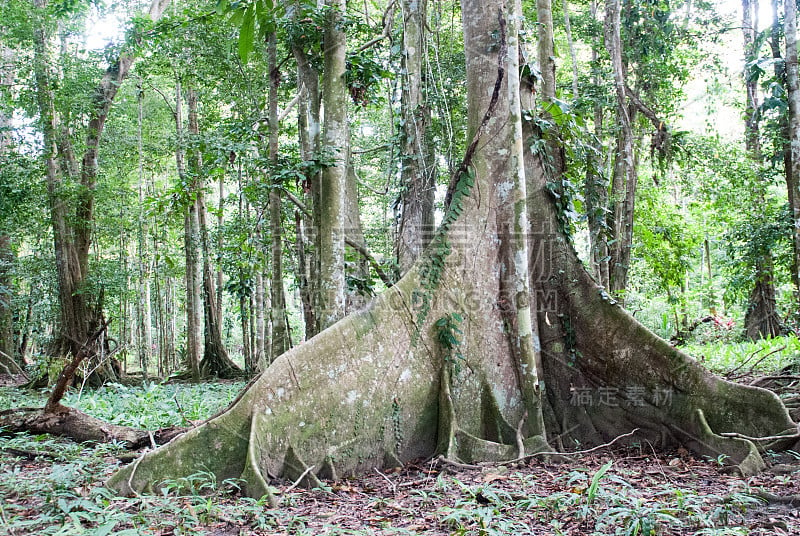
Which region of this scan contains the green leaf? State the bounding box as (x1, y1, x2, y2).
(238, 5, 256, 62)
(216, 0, 230, 15)
(92, 520, 119, 536)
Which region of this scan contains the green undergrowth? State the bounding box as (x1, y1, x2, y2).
(0, 382, 788, 534)
(0, 381, 245, 429)
(0, 442, 774, 535)
(683, 334, 800, 376)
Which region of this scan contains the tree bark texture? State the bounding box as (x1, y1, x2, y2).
(785, 0, 800, 308)
(269, 32, 291, 360)
(605, 0, 637, 299)
(396, 0, 436, 275)
(317, 0, 349, 330)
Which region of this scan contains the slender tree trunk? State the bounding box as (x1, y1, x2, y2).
(785, 0, 800, 310)
(217, 173, 225, 323)
(537, 0, 557, 103)
(742, 0, 784, 338)
(269, 32, 290, 359)
(562, 0, 580, 99)
(396, 0, 436, 275)
(605, 0, 637, 299)
(176, 82, 202, 381)
(292, 27, 322, 338)
(0, 48, 15, 367)
(0, 234, 14, 369)
(136, 82, 152, 380)
(585, 0, 610, 288)
(18, 292, 33, 363)
(317, 0, 349, 330)
(743, 0, 761, 156)
(255, 263, 266, 367)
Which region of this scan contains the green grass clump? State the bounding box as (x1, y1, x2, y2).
(683, 334, 800, 375)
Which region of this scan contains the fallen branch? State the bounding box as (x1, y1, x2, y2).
(45, 319, 111, 413)
(719, 430, 800, 442)
(283, 465, 316, 494)
(374, 467, 397, 495)
(0, 406, 186, 449)
(727, 344, 786, 380)
(434, 455, 482, 470)
(2, 446, 62, 461)
(750, 374, 800, 387)
(515, 428, 641, 462)
(0, 350, 29, 379)
(751, 490, 800, 506)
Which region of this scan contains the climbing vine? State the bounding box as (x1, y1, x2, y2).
(434, 312, 465, 375)
(412, 168, 475, 338)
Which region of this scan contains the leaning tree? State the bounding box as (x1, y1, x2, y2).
(109, 0, 798, 501)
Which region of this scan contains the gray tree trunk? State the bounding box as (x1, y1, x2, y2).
(605, 0, 637, 299)
(269, 32, 290, 359)
(317, 0, 349, 330)
(785, 0, 800, 308)
(396, 0, 436, 275)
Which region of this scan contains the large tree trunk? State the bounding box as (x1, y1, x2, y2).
(741, 0, 784, 339)
(605, 0, 637, 299)
(396, 0, 436, 275)
(268, 32, 290, 360)
(109, 0, 797, 502)
(786, 0, 800, 308)
(317, 0, 349, 330)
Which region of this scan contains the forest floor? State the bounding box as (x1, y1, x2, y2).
(1, 370, 800, 535)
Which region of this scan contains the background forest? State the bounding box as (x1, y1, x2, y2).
(3, 0, 800, 535)
(0, 0, 797, 379)
(1, 0, 799, 381)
